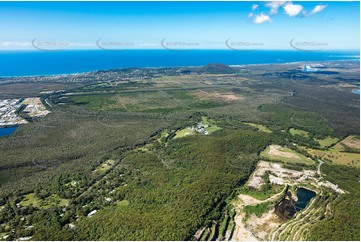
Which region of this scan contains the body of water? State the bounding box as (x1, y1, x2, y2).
(0, 126, 18, 138)
(352, 89, 360, 94)
(0, 50, 359, 77)
(295, 187, 316, 211)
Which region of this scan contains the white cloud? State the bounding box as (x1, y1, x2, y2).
(138, 43, 159, 47)
(252, 4, 259, 10)
(0, 41, 98, 50)
(254, 13, 272, 24)
(283, 2, 304, 17)
(265, 1, 287, 15)
(69, 43, 95, 47)
(248, 12, 254, 18)
(0, 41, 31, 47)
(310, 4, 328, 15)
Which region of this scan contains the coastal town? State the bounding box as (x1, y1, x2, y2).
(0, 97, 50, 126)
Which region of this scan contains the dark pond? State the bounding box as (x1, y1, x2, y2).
(275, 191, 297, 219)
(275, 187, 317, 220)
(294, 187, 316, 211)
(0, 126, 18, 138)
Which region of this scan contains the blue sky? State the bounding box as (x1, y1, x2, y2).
(0, 1, 359, 50)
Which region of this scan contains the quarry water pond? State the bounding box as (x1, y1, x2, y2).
(295, 187, 316, 211)
(275, 187, 317, 219)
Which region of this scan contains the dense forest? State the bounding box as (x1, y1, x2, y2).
(1, 129, 279, 240)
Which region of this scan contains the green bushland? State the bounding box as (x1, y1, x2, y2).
(238, 184, 283, 201)
(0, 63, 359, 241)
(218, 207, 231, 239)
(243, 185, 288, 219)
(308, 164, 360, 241)
(73, 130, 273, 240)
(70, 94, 121, 111)
(281, 164, 304, 172)
(244, 202, 271, 218)
(11, 129, 275, 240)
(259, 104, 333, 137)
(69, 90, 230, 114)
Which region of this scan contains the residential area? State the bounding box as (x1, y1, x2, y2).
(0, 97, 50, 126)
(0, 99, 27, 126)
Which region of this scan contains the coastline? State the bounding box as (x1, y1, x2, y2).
(1, 58, 359, 79)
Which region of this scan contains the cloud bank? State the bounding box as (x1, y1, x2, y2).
(248, 1, 329, 24)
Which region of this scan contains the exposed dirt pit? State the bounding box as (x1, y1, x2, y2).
(247, 161, 315, 189)
(247, 208, 283, 240)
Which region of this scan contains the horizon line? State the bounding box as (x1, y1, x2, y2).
(0, 48, 360, 52)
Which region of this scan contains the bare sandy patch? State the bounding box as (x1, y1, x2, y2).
(247, 161, 315, 189)
(238, 194, 263, 206)
(232, 188, 286, 241)
(268, 145, 299, 159)
(247, 161, 272, 189)
(232, 198, 258, 241)
(192, 90, 244, 102)
(232, 213, 258, 241)
(247, 208, 282, 240)
(21, 97, 50, 117)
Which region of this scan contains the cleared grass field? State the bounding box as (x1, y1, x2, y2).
(315, 137, 339, 148)
(174, 128, 196, 139)
(160, 130, 169, 138)
(201, 116, 213, 125)
(172, 117, 222, 139)
(289, 128, 309, 137)
(207, 125, 222, 133)
(289, 128, 338, 148)
(157, 130, 169, 143)
(19, 193, 69, 208)
(136, 144, 154, 152)
(334, 135, 360, 152)
(245, 123, 272, 133)
(260, 145, 314, 166)
(93, 159, 116, 175)
(114, 199, 129, 208)
(323, 136, 360, 167)
(201, 116, 222, 134)
(19, 193, 40, 207)
(300, 136, 360, 167)
(299, 146, 326, 159)
(323, 150, 360, 167)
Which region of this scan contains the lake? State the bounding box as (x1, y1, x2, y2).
(0, 126, 18, 138)
(295, 187, 316, 211)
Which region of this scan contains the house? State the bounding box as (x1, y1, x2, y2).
(87, 210, 97, 217)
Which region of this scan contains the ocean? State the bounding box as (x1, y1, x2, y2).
(0, 50, 359, 77)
